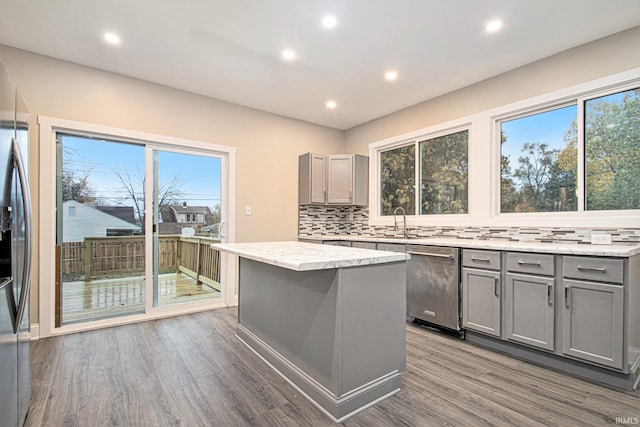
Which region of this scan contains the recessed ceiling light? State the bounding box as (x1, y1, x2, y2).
(326, 100, 337, 109)
(322, 15, 337, 29)
(385, 70, 398, 81)
(103, 32, 121, 45)
(485, 19, 503, 33)
(281, 49, 296, 61)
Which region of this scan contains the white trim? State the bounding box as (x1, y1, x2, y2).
(37, 116, 237, 337)
(368, 68, 640, 229)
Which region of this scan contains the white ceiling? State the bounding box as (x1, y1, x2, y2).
(1, 1, 639, 130)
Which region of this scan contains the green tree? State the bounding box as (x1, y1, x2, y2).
(420, 130, 468, 214)
(380, 145, 415, 215)
(512, 142, 559, 212)
(584, 89, 639, 210)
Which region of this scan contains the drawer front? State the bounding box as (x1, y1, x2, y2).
(563, 256, 624, 284)
(507, 252, 554, 276)
(351, 241, 377, 250)
(463, 249, 501, 270)
(376, 243, 406, 253)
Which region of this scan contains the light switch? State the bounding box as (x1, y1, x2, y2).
(245, 205, 252, 216)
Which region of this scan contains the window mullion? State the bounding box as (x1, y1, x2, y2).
(415, 140, 420, 216)
(576, 98, 586, 212)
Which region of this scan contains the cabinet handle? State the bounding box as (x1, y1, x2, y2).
(471, 256, 491, 263)
(349, 190, 352, 202)
(494, 277, 500, 297)
(518, 260, 541, 267)
(576, 266, 607, 274)
(564, 286, 570, 308)
(324, 189, 327, 202)
(407, 251, 454, 261)
(547, 284, 552, 306)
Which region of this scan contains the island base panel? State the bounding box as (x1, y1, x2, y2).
(237, 258, 407, 421)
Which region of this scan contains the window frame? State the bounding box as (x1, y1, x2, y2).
(370, 120, 473, 225)
(494, 81, 640, 218)
(369, 67, 640, 228)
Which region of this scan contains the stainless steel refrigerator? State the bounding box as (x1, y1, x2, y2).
(0, 61, 32, 427)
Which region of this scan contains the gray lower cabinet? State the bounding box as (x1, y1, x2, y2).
(462, 250, 502, 337)
(505, 252, 555, 351)
(462, 267, 501, 337)
(562, 256, 625, 370)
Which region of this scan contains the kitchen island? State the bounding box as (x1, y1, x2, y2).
(212, 241, 410, 422)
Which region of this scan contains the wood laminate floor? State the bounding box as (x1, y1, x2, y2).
(27, 307, 639, 426)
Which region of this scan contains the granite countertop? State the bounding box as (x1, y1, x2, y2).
(211, 241, 410, 271)
(300, 235, 640, 257)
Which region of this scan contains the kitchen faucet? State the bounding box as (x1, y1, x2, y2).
(393, 206, 409, 239)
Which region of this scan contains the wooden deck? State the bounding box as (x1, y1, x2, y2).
(62, 273, 220, 324)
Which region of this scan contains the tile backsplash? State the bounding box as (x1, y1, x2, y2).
(298, 205, 640, 244)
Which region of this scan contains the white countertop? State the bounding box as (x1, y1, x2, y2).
(212, 241, 410, 271)
(301, 235, 640, 257)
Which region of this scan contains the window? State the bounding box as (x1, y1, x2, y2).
(420, 130, 468, 214)
(380, 145, 415, 215)
(379, 129, 469, 216)
(584, 88, 639, 211)
(371, 70, 639, 227)
(499, 86, 638, 213)
(500, 105, 578, 213)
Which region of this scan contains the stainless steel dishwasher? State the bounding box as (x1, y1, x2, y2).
(406, 245, 461, 333)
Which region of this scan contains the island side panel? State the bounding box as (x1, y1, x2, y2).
(238, 258, 341, 393)
(337, 262, 407, 395)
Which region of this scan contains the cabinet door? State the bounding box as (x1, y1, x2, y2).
(462, 268, 501, 337)
(299, 153, 326, 205)
(327, 155, 353, 204)
(310, 153, 327, 204)
(562, 279, 624, 370)
(506, 273, 554, 351)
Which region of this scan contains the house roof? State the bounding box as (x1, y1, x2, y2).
(95, 206, 137, 224)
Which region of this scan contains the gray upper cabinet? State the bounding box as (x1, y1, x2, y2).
(299, 153, 368, 206)
(462, 250, 502, 337)
(505, 253, 555, 351)
(562, 256, 625, 370)
(299, 153, 327, 205)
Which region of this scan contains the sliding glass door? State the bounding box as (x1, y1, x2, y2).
(151, 148, 223, 307)
(56, 134, 146, 324)
(55, 133, 228, 326)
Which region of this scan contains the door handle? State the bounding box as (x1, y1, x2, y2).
(547, 284, 553, 306)
(564, 286, 571, 308)
(12, 137, 32, 334)
(494, 277, 500, 297)
(219, 221, 226, 239)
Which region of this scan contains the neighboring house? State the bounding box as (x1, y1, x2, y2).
(160, 202, 212, 225)
(63, 200, 141, 242)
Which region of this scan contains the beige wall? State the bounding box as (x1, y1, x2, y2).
(345, 26, 640, 153)
(0, 45, 344, 326)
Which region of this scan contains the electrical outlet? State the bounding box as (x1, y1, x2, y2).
(591, 233, 612, 245)
(245, 205, 252, 216)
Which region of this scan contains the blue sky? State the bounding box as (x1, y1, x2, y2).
(500, 105, 576, 174)
(61, 135, 221, 210)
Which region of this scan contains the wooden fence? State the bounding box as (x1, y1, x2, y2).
(60, 235, 221, 289)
